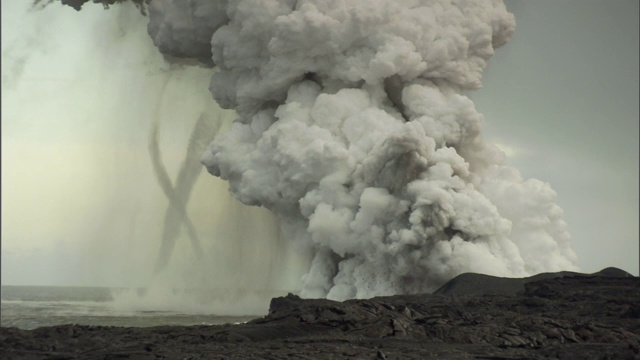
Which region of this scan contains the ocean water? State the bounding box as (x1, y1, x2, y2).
(1, 286, 267, 330)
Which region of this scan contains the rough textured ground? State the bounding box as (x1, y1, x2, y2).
(1, 270, 638, 359)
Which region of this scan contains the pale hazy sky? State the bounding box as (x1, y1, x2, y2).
(475, 0, 639, 276)
(1, 1, 638, 287)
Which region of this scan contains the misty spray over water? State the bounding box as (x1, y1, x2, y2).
(4, 2, 306, 315)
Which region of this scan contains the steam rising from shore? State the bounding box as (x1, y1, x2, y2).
(147, 0, 578, 300)
(8, 0, 579, 304)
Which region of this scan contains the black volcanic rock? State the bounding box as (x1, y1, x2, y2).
(434, 267, 634, 296)
(1, 268, 638, 359)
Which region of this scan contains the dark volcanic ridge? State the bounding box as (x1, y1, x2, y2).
(433, 266, 634, 296)
(1, 268, 638, 359)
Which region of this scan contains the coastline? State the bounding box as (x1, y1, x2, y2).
(2, 271, 638, 359)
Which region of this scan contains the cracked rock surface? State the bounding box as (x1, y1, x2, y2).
(1, 270, 638, 359)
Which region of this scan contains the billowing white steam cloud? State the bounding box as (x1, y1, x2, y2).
(148, 0, 578, 301)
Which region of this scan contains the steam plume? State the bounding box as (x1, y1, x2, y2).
(144, 0, 579, 301)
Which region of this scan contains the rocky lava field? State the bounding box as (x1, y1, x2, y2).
(1, 268, 638, 359)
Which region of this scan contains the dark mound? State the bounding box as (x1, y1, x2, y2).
(1, 269, 638, 359)
(434, 267, 633, 296)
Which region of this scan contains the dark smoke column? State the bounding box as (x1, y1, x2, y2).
(148, 0, 578, 300)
